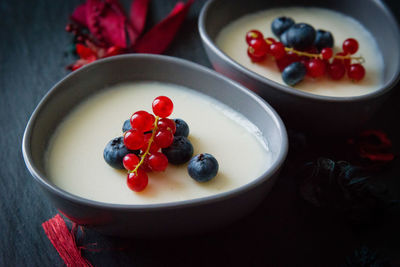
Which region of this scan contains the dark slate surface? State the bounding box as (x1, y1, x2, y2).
(1, 0, 399, 266)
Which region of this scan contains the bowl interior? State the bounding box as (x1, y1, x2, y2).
(24, 55, 287, 204)
(202, 0, 400, 92)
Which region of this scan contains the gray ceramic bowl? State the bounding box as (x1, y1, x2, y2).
(22, 54, 288, 237)
(199, 0, 400, 135)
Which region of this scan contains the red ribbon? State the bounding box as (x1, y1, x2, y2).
(42, 214, 93, 267)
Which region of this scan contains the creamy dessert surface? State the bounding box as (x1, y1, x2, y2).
(216, 7, 384, 97)
(46, 82, 272, 204)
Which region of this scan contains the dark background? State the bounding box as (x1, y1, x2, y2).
(1, 0, 400, 266)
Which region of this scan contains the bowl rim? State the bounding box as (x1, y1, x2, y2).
(22, 54, 288, 211)
(198, 0, 400, 103)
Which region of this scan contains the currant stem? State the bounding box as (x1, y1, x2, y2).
(131, 116, 159, 174)
(264, 39, 365, 62)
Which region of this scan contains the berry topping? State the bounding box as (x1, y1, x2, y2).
(285, 23, 316, 50)
(106, 96, 212, 191)
(123, 153, 140, 171)
(188, 153, 219, 182)
(174, 119, 189, 137)
(306, 58, 326, 78)
(152, 96, 173, 118)
(245, 30, 264, 45)
(271, 16, 295, 37)
(130, 111, 155, 132)
(348, 63, 365, 81)
(157, 118, 176, 134)
(314, 29, 334, 51)
(343, 38, 359, 54)
(104, 137, 139, 169)
(328, 62, 346, 80)
(124, 129, 145, 150)
(282, 62, 307, 86)
(162, 136, 194, 165)
(154, 129, 174, 148)
(269, 42, 286, 59)
(248, 38, 269, 61)
(245, 17, 366, 86)
(122, 119, 132, 132)
(127, 169, 148, 192)
(148, 152, 169, 171)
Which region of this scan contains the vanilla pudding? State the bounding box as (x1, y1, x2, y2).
(216, 7, 384, 97)
(46, 82, 272, 204)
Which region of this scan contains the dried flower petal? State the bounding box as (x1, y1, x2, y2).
(130, 0, 150, 37)
(71, 3, 89, 27)
(66, 0, 192, 70)
(87, 0, 128, 48)
(76, 43, 97, 60)
(298, 157, 391, 225)
(348, 130, 395, 170)
(134, 0, 194, 54)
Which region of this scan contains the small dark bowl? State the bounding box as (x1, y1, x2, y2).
(22, 54, 288, 237)
(199, 0, 400, 135)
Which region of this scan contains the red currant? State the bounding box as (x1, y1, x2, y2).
(157, 118, 176, 134)
(321, 48, 333, 60)
(276, 52, 300, 72)
(245, 30, 263, 45)
(130, 110, 155, 132)
(342, 38, 359, 54)
(348, 64, 365, 81)
(123, 129, 145, 150)
(152, 96, 173, 118)
(247, 47, 265, 62)
(148, 152, 168, 171)
(328, 62, 346, 80)
(333, 52, 351, 69)
(140, 133, 160, 153)
(248, 38, 269, 60)
(154, 129, 174, 148)
(127, 169, 148, 192)
(140, 154, 153, 172)
(269, 42, 286, 59)
(123, 153, 140, 170)
(307, 59, 326, 78)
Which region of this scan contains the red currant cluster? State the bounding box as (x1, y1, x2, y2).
(246, 30, 366, 83)
(123, 96, 175, 192)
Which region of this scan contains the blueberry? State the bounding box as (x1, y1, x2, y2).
(282, 62, 307, 86)
(122, 119, 131, 132)
(285, 23, 316, 50)
(174, 118, 189, 137)
(271, 16, 295, 37)
(279, 30, 290, 47)
(104, 136, 139, 169)
(314, 29, 334, 51)
(162, 136, 193, 165)
(188, 153, 219, 182)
